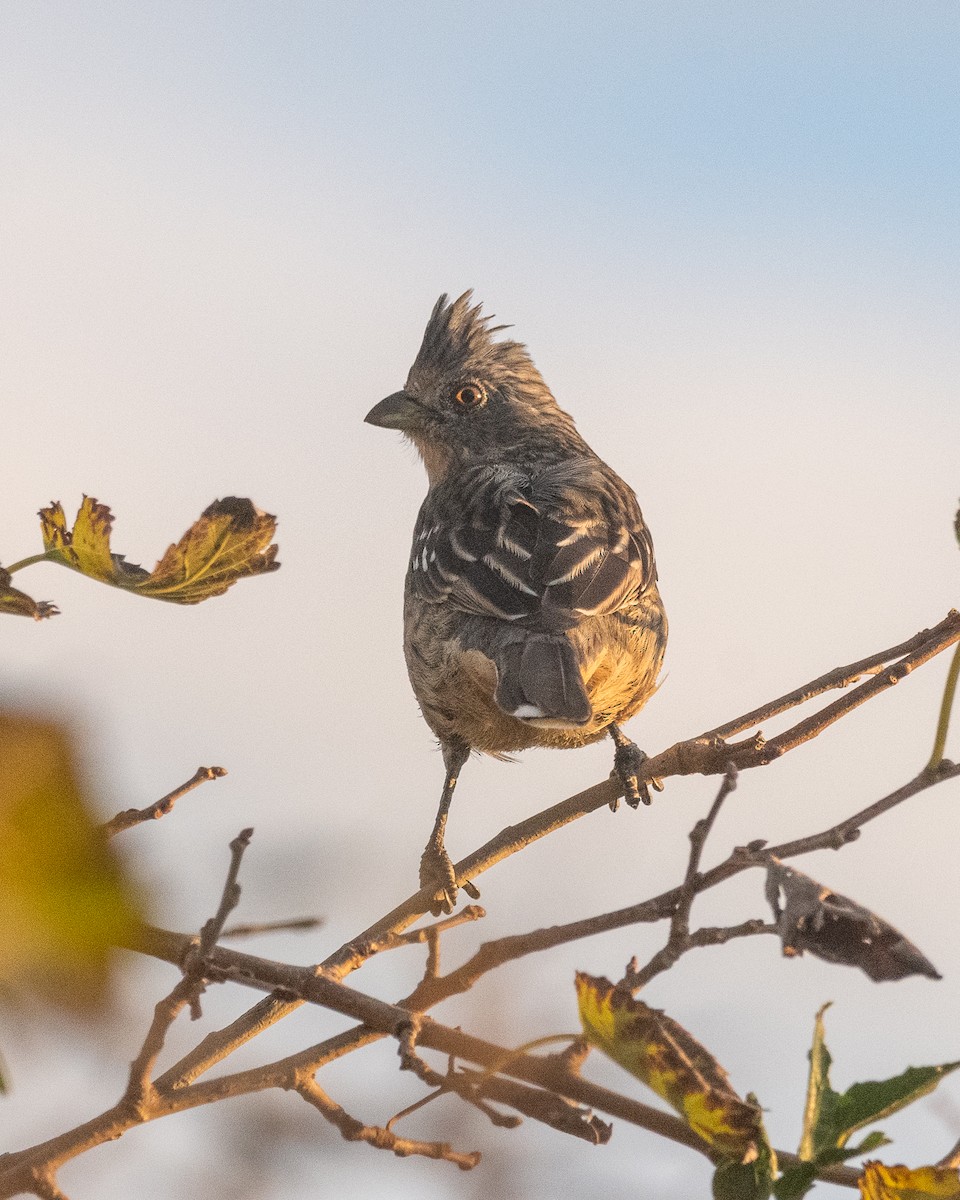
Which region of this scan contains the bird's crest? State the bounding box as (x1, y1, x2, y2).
(412, 291, 539, 383)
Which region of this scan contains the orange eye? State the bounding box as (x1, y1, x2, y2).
(454, 382, 486, 407)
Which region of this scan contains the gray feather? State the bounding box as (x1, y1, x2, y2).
(494, 636, 592, 725)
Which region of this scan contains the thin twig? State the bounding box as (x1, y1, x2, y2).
(101, 767, 227, 838)
(709, 617, 959, 740)
(622, 763, 738, 989)
(345, 906, 486, 962)
(295, 1076, 480, 1169)
(197, 829, 253, 957)
(221, 916, 324, 939)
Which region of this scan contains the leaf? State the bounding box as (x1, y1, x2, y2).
(835, 1064, 960, 1146)
(0, 567, 58, 620)
(765, 860, 941, 982)
(714, 1106, 777, 1199)
(795, 1006, 959, 1166)
(772, 1162, 818, 1199)
(859, 1162, 960, 1199)
(576, 973, 767, 1161)
(799, 1003, 836, 1161)
(0, 711, 143, 1010)
(39, 495, 279, 604)
(715, 1156, 774, 1200)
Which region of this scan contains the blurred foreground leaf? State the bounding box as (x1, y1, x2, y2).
(860, 1162, 960, 1198)
(39, 495, 279, 604)
(0, 711, 142, 1010)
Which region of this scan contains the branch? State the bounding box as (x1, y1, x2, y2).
(709, 617, 960, 740)
(0, 831, 253, 1199)
(295, 1076, 481, 1169)
(621, 764, 738, 989)
(101, 766, 227, 838)
(7, 616, 958, 1195)
(221, 916, 324, 938)
(141, 614, 960, 1093)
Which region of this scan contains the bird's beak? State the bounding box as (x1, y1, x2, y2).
(364, 391, 422, 431)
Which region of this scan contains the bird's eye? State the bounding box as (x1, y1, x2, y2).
(454, 382, 486, 408)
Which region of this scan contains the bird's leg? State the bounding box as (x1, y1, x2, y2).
(608, 723, 663, 812)
(419, 739, 479, 915)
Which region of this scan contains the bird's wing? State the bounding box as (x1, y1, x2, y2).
(409, 460, 656, 625)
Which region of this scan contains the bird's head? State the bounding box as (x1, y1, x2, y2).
(365, 292, 583, 483)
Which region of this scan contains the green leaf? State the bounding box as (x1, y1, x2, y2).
(715, 1158, 774, 1200)
(0, 567, 58, 620)
(773, 1162, 818, 1199)
(0, 711, 143, 1010)
(834, 1063, 960, 1146)
(796, 1007, 959, 1172)
(39, 495, 279, 604)
(799, 1003, 836, 1162)
(715, 1118, 776, 1200)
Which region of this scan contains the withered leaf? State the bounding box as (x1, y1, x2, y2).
(575, 972, 769, 1163)
(765, 861, 940, 983)
(39, 495, 279, 604)
(0, 567, 58, 620)
(859, 1162, 960, 1199)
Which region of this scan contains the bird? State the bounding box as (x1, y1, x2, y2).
(365, 292, 667, 914)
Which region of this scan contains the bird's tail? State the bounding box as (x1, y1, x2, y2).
(494, 635, 592, 727)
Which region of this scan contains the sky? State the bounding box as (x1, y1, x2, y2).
(2, 4, 959, 1197)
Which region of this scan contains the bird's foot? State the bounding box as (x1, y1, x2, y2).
(610, 739, 663, 812)
(419, 843, 480, 916)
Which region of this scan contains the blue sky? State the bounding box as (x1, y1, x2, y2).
(2, 5, 959, 1198)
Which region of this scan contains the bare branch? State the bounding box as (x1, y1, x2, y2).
(197, 828, 253, 957)
(295, 1076, 480, 1170)
(101, 766, 227, 838)
(221, 916, 324, 938)
(710, 616, 960, 740)
(135, 614, 960, 1097)
(9, 616, 959, 1196)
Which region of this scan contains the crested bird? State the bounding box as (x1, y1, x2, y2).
(365, 293, 667, 914)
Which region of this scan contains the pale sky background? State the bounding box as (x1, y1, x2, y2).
(2, 4, 959, 1198)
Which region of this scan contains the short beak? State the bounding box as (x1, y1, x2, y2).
(364, 390, 422, 431)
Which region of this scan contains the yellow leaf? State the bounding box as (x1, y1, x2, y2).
(39, 495, 279, 604)
(860, 1162, 960, 1198)
(0, 567, 58, 620)
(0, 711, 143, 1010)
(576, 973, 764, 1159)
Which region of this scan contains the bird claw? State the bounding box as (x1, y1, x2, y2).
(611, 740, 660, 811)
(419, 844, 480, 915)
